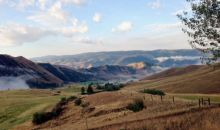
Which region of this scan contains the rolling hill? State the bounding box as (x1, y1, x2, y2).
(0, 55, 95, 89)
(126, 63, 220, 94)
(0, 54, 63, 88)
(0, 54, 150, 89)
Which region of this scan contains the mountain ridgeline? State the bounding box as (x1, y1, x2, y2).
(32, 49, 203, 69)
(0, 55, 141, 89)
(0, 49, 204, 89)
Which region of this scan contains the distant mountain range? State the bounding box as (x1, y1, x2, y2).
(0, 49, 205, 89)
(32, 49, 203, 69)
(0, 55, 143, 89)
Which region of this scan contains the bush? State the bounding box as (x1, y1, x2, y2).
(81, 87, 85, 95)
(33, 112, 53, 125)
(142, 89, 165, 96)
(74, 98, 82, 106)
(87, 85, 94, 94)
(81, 101, 90, 108)
(67, 96, 77, 101)
(127, 98, 144, 112)
(96, 83, 124, 91)
(33, 95, 77, 124)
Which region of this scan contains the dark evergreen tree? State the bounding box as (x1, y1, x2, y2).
(81, 87, 85, 95)
(87, 84, 94, 94)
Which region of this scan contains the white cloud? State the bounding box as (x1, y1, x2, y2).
(28, 1, 89, 34)
(172, 3, 191, 16)
(146, 22, 182, 32)
(93, 13, 102, 23)
(0, 23, 55, 46)
(38, 0, 47, 10)
(72, 36, 103, 44)
(16, 0, 36, 9)
(0, 21, 89, 46)
(60, 18, 89, 36)
(28, 1, 68, 25)
(156, 56, 200, 62)
(112, 21, 133, 32)
(61, 0, 85, 6)
(148, 0, 161, 9)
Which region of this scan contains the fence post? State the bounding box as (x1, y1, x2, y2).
(85, 116, 88, 130)
(202, 98, 204, 105)
(208, 98, 211, 106)
(173, 96, 175, 103)
(160, 95, 163, 101)
(151, 95, 153, 101)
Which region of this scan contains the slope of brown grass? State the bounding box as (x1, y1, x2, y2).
(14, 91, 199, 130)
(93, 106, 220, 130)
(144, 65, 202, 80)
(126, 64, 220, 94)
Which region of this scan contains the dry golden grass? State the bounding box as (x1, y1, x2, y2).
(125, 64, 220, 94)
(15, 90, 206, 130)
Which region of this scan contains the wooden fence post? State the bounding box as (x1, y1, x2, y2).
(85, 116, 88, 130)
(201, 98, 204, 105)
(208, 98, 211, 106)
(172, 96, 175, 103)
(151, 95, 153, 101)
(160, 95, 163, 101)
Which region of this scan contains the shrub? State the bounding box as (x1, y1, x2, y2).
(142, 89, 165, 96)
(81, 101, 90, 108)
(81, 87, 85, 95)
(67, 96, 77, 101)
(87, 85, 94, 94)
(33, 112, 52, 125)
(96, 83, 124, 91)
(127, 98, 144, 112)
(32, 95, 77, 124)
(74, 98, 82, 106)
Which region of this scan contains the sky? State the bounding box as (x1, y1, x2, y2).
(0, 0, 192, 58)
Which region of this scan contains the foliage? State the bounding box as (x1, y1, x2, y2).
(74, 98, 82, 106)
(81, 101, 90, 108)
(32, 112, 52, 125)
(142, 89, 165, 96)
(67, 96, 77, 101)
(32, 96, 77, 124)
(177, 0, 220, 63)
(96, 83, 124, 91)
(126, 98, 144, 112)
(81, 87, 85, 95)
(87, 84, 94, 94)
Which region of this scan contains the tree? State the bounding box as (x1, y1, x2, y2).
(81, 87, 85, 95)
(177, 0, 220, 63)
(87, 84, 94, 94)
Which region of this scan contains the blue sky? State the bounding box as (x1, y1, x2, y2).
(0, 0, 192, 58)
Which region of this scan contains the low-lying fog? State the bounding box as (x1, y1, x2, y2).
(0, 76, 29, 90)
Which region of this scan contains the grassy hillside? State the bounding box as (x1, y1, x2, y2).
(14, 90, 220, 130)
(1, 64, 220, 130)
(126, 64, 220, 94)
(0, 84, 82, 130)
